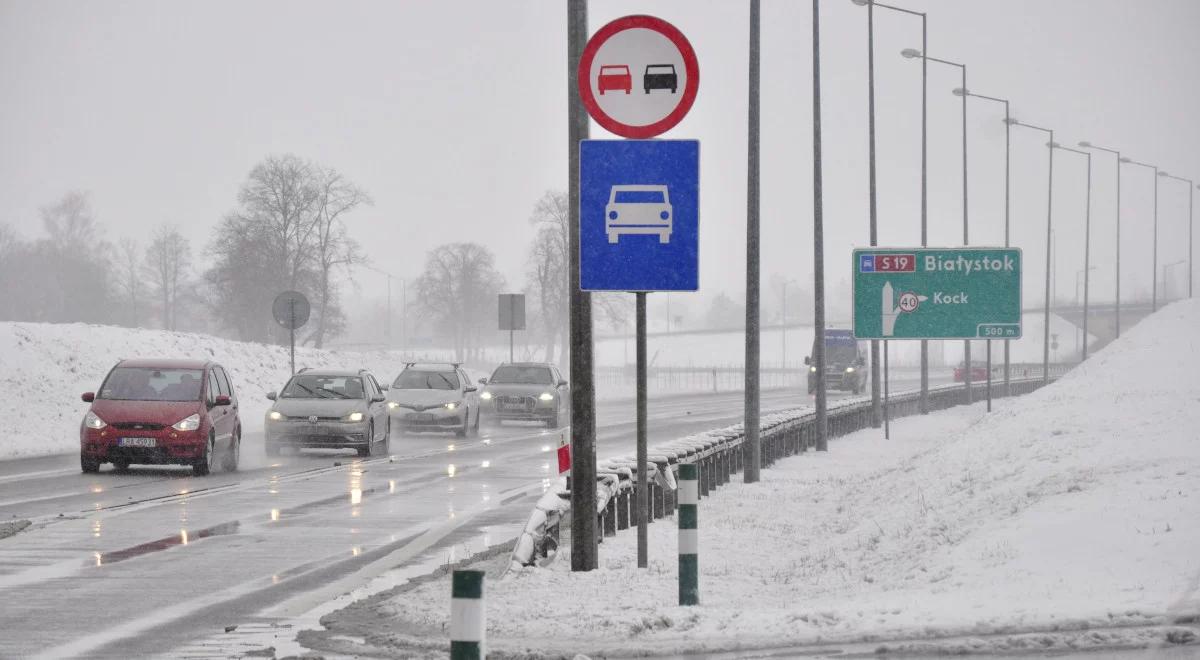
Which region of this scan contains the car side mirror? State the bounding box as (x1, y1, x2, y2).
(266, 391, 277, 401)
(478, 378, 488, 385)
(371, 395, 386, 403)
(82, 392, 95, 403)
(379, 384, 389, 392)
(803, 356, 811, 366)
(464, 386, 478, 393)
(214, 395, 231, 406)
(558, 380, 568, 388)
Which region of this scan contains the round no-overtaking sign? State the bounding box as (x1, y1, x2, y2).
(578, 15, 700, 139)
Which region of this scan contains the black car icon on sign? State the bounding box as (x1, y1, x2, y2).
(643, 64, 677, 94)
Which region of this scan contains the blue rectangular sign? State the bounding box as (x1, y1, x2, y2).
(580, 139, 699, 291)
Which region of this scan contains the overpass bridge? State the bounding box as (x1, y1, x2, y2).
(1026, 298, 1175, 352)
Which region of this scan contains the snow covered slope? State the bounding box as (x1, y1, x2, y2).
(368, 299, 1200, 657)
(0, 322, 418, 459)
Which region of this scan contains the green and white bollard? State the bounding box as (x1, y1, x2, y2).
(678, 462, 699, 606)
(450, 569, 485, 659)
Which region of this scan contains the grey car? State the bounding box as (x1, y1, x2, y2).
(386, 363, 480, 437)
(264, 369, 390, 457)
(478, 362, 569, 428)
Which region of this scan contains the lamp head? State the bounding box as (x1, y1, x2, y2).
(1119, 156, 1132, 163)
(1157, 171, 1169, 177)
(1048, 141, 1062, 149)
(1078, 141, 1093, 148)
(900, 48, 923, 59)
(1002, 117, 1019, 126)
(851, 0, 870, 5)
(952, 87, 968, 97)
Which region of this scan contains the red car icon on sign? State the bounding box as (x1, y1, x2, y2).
(598, 65, 632, 94)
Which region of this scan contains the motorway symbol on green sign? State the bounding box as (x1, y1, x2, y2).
(852, 248, 1022, 340)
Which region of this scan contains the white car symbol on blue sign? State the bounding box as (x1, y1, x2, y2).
(606, 185, 672, 244)
(580, 139, 699, 292)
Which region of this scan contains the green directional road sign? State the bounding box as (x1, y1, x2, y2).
(852, 247, 1022, 340)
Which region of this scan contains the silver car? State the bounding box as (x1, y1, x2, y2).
(386, 363, 480, 437)
(479, 362, 569, 428)
(264, 369, 390, 457)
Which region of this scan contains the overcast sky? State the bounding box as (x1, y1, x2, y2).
(3, 0, 1198, 330)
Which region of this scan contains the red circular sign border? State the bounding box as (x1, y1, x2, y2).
(578, 14, 700, 139)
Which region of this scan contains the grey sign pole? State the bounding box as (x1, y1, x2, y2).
(567, 0, 597, 572)
(743, 0, 761, 482)
(812, 0, 828, 451)
(289, 299, 296, 376)
(865, 0, 881, 429)
(635, 292, 648, 567)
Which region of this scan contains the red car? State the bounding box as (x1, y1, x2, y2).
(953, 361, 990, 382)
(80, 358, 241, 475)
(597, 64, 632, 94)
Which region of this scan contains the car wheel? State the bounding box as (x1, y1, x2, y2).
(193, 434, 214, 476)
(380, 418, 391, 455)
(81, 455, 100, 473)
(473, 407, 481, 433)
(112, 459, 131, 473)
(221, 429, 240, 472)
(358, 422, 375, 457)
(455, 413, 468, 438)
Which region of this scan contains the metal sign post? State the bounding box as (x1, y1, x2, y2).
(578, 13, 700, 569)
(272, 291, 310, 375)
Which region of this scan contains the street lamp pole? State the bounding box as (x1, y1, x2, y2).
(853, 0, 927, 413)
(1050, 142, 1092, 360)
(903, 48, 971, 401)
(1079, 142, 1122, 336)
(955, 87, 1010, 398)
(1120, 157, 1159, 312)
(1007, 118, 1054, 384)
(1156, 172, 1194, 300)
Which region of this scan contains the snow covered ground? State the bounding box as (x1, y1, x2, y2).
(342, 299, 1200, 657)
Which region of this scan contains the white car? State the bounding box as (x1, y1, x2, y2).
(605, 185, 672, 244)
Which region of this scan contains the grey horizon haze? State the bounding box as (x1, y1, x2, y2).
(2, 0, 1197, 339)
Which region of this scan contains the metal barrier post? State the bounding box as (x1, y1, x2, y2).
(678, 463, 700, 606)
(450, 570, 485, 660)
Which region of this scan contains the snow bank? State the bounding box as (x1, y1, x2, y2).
(0, 322, 421, 459)
(368, 299, 1200, 656)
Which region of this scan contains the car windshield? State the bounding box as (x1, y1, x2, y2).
(99, 367, 204, 402)
(600, 65, 628, 74)
(646, 64, 675, 73)
(614, 190, 665, 203)
(280, 375, 364, 399)
(393, 370, 459, 390)
(489, 365, 553, 385)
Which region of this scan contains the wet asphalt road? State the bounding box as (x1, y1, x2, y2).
(0, 376, 947, 658)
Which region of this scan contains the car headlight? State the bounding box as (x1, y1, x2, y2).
(845, 367, 855, 373)
(387, 401, 400, 409)
(172, 413, 201, 431)
(480, 391, 492, 400)
(345, 411, 364, 422)
(539, 392, 554, 401)
(268, 411, 283, 421)
(809, 366, 817, 373)
(84, 411, 107, 430)
(445, 401, 461, 410)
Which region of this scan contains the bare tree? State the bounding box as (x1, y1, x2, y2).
(37, 191, 112, 322)
(144, 226, 190, 331)
(526, 192, 569, 363)
(416, 242, 504, 361)
(308, 167, 369, 348)
(116, 238, 143, 327)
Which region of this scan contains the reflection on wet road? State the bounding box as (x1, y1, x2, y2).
(0, 381, 946, 657)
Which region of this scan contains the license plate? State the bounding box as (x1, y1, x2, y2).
(119, 437, 156, 448)
(501, 402, 527, 411)
(408, 413, 434, 422)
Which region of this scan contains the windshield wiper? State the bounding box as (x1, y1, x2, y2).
(318, 387, 349, 399)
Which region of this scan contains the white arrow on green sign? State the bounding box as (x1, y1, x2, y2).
(852, 247, 1022, 340)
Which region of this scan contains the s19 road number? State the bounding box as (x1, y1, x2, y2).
(876, 254, 915, 272)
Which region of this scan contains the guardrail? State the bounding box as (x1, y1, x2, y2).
(509, 363, 1073, 569)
